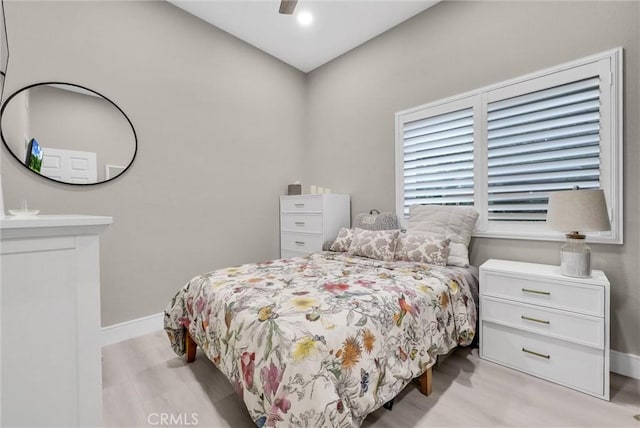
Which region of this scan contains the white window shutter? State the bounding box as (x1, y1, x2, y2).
(486, 77, 602, 222)
(401, 107, 475, 216)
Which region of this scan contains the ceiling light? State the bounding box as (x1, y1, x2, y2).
(297, 10, 313, 26)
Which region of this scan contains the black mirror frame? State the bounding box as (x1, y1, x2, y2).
(0, 81, 137, 185)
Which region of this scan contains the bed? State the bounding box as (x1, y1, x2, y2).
(164, 206, 479, 427)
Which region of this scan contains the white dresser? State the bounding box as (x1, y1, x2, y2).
(0, 215, 112, 426)
(479, 259, 610, 400)
(280, 194, 350, 258)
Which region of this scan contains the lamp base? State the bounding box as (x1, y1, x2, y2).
(560, 236, 592, 278)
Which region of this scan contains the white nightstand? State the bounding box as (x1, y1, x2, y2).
(479, 259, 610, 400)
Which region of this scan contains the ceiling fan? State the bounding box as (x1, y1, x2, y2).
(279, 0, 298, 14)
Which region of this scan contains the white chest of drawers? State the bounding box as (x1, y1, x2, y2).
(280, 194, 350, 258)
(479, 259, 610, 400)
(0, 215, 112, 426)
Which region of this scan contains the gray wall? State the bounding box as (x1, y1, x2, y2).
(1, 1, 307, 326)
(305, 1, 640, 356)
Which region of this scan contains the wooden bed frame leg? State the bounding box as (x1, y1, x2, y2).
(185, 331, 197, 363)
(418, 367, 433, 396)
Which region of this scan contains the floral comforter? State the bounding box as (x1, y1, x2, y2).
(164, 252, 476, 427)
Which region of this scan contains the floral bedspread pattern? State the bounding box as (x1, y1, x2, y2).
(164, 252, 476, 427)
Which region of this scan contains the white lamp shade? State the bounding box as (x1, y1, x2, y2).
(546, 189, 611, 233)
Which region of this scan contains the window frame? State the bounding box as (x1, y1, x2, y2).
(395, 48, 623, 244)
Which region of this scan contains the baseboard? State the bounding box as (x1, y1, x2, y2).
(101, 312, 164, 346)
(610, 350, 640, 380)
(101, 313, 640, 380)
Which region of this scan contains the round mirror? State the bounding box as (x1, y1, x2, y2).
(1, 82, 137, 184)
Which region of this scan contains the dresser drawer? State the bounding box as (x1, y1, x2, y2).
(482, 272, 604, 317)
(280, 196, 323, 214)
(281, 214, 323, 234)
(280, 249, 310, 259)
(281, 232, 323, 253)
(481, 297, 604, 348)
(482, 322, 604, 397)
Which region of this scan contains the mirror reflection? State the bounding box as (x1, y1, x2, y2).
(1, 83, 136, 184)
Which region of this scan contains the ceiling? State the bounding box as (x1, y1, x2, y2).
(168, 1, 439, 73)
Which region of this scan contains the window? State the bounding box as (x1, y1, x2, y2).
(395, 49, 622, 243)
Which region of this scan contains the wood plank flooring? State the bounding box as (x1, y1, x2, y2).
(103, 330, 640, 427)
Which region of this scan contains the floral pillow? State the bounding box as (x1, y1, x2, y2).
(395, 233, 451, 266)
(347, 228, 400, 262)
(329, 227, 353, 252)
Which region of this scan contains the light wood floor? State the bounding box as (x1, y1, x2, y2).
(103, 330, 640, 427)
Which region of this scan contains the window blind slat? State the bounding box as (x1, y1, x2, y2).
(487, 112, 599, 140)
(487, 180, 599, 195)
(404, 145, 473, 168)
(487, 123, 600, 149)
(487, 135, 599, 159)
(488, 157, 600, 177)
(487, 146, 600, 168)
(403, 118, 472, 141)
(488, 168, 600, 185)
(488, 99, 599, 131)
(403, 109, 473, 132)
(404, 171, 474, 186)
(404, 134, 473, 154)
(488, 77, 600, 113)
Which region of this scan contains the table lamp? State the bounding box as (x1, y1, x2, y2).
(546, 188, 610, 278)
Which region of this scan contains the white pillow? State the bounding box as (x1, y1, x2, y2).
(407, 205, 479, 267)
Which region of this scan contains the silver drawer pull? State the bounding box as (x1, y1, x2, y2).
(522, 288, 550, 296)
(294, 241, 305, 246)
(522, 347, 550, 359)
(294, 221, 305, 226)
(521, 315, 550, 325)
(294, 203, 305, 208)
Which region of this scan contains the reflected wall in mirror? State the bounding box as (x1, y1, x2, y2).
(0, 82, 137, 184)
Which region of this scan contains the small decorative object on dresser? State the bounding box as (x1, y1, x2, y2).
(287, 183, 302, 195)
(479, 259, 610, 400)
(280, 194, 350, 258)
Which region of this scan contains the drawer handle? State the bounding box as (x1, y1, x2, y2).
(522, 347, 550, 359)
(294, 221, 305, 226)
(522, 288, 550, 296)
(294, 241, 305, 246)
(294, 203, 305, 208)
(521, 315, 550, 325)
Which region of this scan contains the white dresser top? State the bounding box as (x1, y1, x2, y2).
(0, 215, 112, 230)
(480, 259, 609, 286)
(0, 215, 112, 239)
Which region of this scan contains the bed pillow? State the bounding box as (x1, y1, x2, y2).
(407, 205, 479, 267)
(329, 227, 353, 252)
(395, 233, 451, 266)
(353, 211, 399, 231)
(347, 227, 400, 262)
